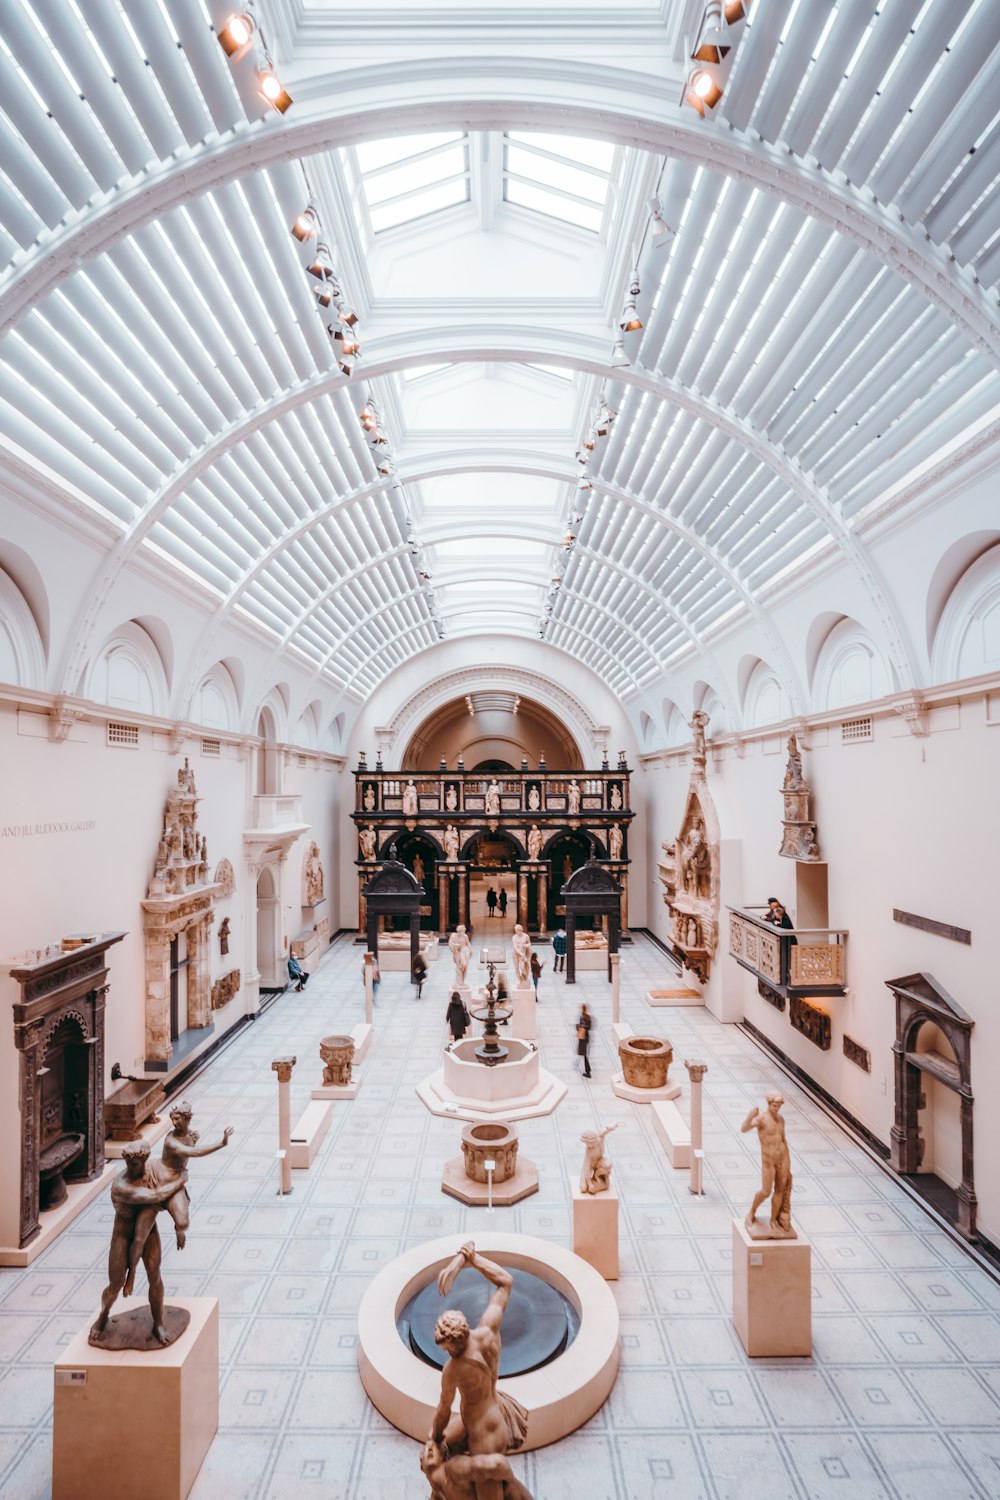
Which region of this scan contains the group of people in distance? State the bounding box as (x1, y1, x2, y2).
(485, 886, 507, 918)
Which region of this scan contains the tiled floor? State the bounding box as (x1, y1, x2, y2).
(2, 933, 999, 1498)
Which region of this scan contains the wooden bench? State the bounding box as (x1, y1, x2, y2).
(288, 1099, 332, 1169)
(651, 1100, 691, 1169)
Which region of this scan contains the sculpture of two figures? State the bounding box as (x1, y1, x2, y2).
(89, 1103, 232, 1348)
(485, 780, 501, 816)
(579, 1123, 617, 1195)
(511, 925, 531, 988)
(444, 824, 460, 861)
(424, 1242, 534, 1500)
(742, 1092, 796, 1238)
(449, 924, 472, 988)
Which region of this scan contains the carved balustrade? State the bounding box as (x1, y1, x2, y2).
(353, 764, 631, 818)
(728, 908, 847, 996)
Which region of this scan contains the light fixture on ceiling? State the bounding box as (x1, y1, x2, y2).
(331, 326, 360, 359)
(217, 10, 256, 60)
(691, 2, 731, 64)
(578, 475, 593, 492)
(291, 205, 318, 242)
(359, 402, 378, 432)
(376, 456, 395, 476)
(611, 337, 629, 368)
(307, 244, 334, 281)
(648, 196, 675, 247)
(256, 66, 292, 114)
(620, 269, 643, 333)
(686, 67, 724, 117)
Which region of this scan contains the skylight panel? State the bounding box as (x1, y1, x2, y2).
(365, 144, 467, 206)
(355, 133, 464, 174)
(369, 177, 469, 233)
(502, 132, 612, 233)
(349, 132, 471, 233)
(508, 133, 615, 171)
(504, 180, 603, 233)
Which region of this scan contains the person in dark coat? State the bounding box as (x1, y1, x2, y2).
(446, 991, 470, 1041)
(576, 1002, 592, 1078)
(530, 951, 544, 999)
(287, 954, 309, 991)
(486, 887, 497, 918)
(498, 888, 508, 917)
(552, 929, 566, 973)
(411, 950, 427, 999)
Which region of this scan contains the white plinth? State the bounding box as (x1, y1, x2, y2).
(574, 945, 609, 971)
(611, 1071, 681, 1104)
(571, 1176, 619, 1280)
(651, 1101, 691, 1168)
(350, 1022, 373, 1062)
(378, 948, 412, 972)
(731, 1217, 812, 1357)
(507, 987, 537, 1039)
(311, 1080, 361, 1101)
(288, 1100, 332, 1169)
(645, 987, 703, 1007)
(53, 1297, 219, 1500)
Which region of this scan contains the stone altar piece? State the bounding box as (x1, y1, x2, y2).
(428, 1242, 529, 1476)
(511, 924, 532, 988)
(403, 779, 419, 815)
(779, 732, 820, 861)
(359, 825, 377, 861)
(89, 1103, 233, 1348)
(527, 824, 543, 861)
(741, 1092, 796, 1238)
(303, 840, 325, 904)
(449, 924, 473, 988)
(320, 1033, 355, 1088)
(485, 779, 501, 815)
(444, 824, 460, 861)
(579, 1123, 617, 1194)
(659, 711, 720, 983)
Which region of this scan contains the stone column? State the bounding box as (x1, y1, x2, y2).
(517, 869, 529, 928)
(272, 1055, 296, 1195)
(685, 1060, 708, 1196)
(537, 869, 548, 935)
(363, 952, 375, 1025)
(620, 870, 630, 936)
(357, 870, 367, 938)
(457, 866, 468, 928)
(438, 867, 449, 932)
(610, 951, 621, 1025)
(244, 854, 263, 1016)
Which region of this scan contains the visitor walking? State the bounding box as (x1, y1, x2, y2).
(530, 951, 544, 999)
(498, 888, 508, 918)
(552, 928, 567, 972)
(287, 954, 309, 991)
(487, 886, 497, 918)
(366, 957, 380, 1005)
(576, 1002, 592, 1078)
(446, 990, 470, 1041)
(411, 950, 427, 1000)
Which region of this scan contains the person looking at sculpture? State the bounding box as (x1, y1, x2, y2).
(429, 1241, 528, 1499)
(497, 889, 508, 919)
(446, 990, 471, 1041)
(763, 897, 797, 941)
(552, 928, 566, 973)
(576, 1002, 593, 1078)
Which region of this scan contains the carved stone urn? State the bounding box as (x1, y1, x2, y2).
(319, 1034, 355, 1088)
(618, 1036, 673, 1089)
(460, 1121, 519, 1183)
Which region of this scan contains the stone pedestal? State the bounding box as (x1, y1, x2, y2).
(611, 1073, 681, 1105)
(272, 1057, 295, 1195)
(571, 1176, 619, 1279)
(731, 1217, 811, 1357)
(610, 952, 620, 1024)
(53, 1298, 219, 1500)
(507, 987, 537, 1040)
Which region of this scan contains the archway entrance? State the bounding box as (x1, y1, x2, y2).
(256, 865, 281, 992)
(392, 831, 442, 931)
(544, 830, 597, 930)
(464, 830, 522, 932)
(402, 692, 583, 770)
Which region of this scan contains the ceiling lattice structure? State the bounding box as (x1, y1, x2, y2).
(1, 0, 999, 704)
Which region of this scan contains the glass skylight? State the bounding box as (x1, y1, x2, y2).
(503, 133, 614, 233)
(351, 133, 470, 232)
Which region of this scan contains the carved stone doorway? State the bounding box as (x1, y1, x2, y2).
(886, 972, 976, 1239)
(256, 865, 281, 990)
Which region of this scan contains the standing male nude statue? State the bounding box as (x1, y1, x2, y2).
(741, 1091, 795, 1238)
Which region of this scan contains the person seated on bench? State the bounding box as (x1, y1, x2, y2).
(288, 954, 309, 991)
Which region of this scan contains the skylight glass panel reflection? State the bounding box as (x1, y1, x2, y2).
(369, 180, 468, 232)
(355, 133, 464, 172)
(365, 145, 467, 205)
(353, 133, 471, 233)
(509, 133, 615, 171)
(502, 133, 612, 232)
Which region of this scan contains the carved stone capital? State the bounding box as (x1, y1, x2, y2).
(49, 698, 83, 742)
(684, 1060, 708, 1083)
(893, 697, 929, 737)
(271, 1056, 297, 1083)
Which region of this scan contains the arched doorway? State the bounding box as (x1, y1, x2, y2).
(391, 830, 443, 931)
(256, 865, 281, 991)
(463, 829, 523, 930)
(544, 829, 598, 930)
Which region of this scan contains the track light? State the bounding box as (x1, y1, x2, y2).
(685, 66, 724, 117)
(335, 301, 359, 328)
(648, 197, 674, 246)
(611, 337, 629, 368)
(307, 245, 334, 281)
(692, 2, 731, 64)
(360, 403, 377, 431)
(578, 476, 593, 492)
(376, 456, 394, 476)
(332, 326, 360, 358)
(256, 67, 292, 114)
(217, 11, 256, 60)
(291, 206, 318, 242)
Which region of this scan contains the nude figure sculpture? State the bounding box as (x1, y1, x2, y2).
(741, 1091, 795, 1238)
(579, 1122, 618, 1194)
(449, 924, 472, 987)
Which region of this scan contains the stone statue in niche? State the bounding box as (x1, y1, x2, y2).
(303, 841, 324, 905)
(413, 853, 426, 886)
(219, 916, 231, 955)
(579, 1123, 617, 1194)
(783, 732, 805, 790)
(527, 785, 540, 811)
(511, 924, 532, 987)
(741, 1092, 796, 1239)
(681, 818, 711, 898)
(364, 784, 376, 811)
(609, 825, 623, 861)
(609, 784, 622, 810)
(449, 925, 472, 988)
(686, 916, 700, 948)
(428, 1242, 529, 1477)
(403, 779, 419, 816)
(445, 784, 458, 811)
(444, 824, 460, 861)
(177, 757, 196, 793)
(567, 780, 581, 815)
(90, 1105, 233, 1348)
(527, 825, 543, 861)
(485, 779, 501, 816)
(563, 854, 573, 883)
(359, 825, 377, 861)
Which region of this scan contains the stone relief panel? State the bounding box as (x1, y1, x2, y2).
(211, 970, 241, 1009)
(302, 841, 324, 906)
(789, 995, 832, 1050)
(664, 712, 720, 982)
(213, 858, 236, 898)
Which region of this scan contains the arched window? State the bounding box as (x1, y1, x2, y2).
(0, 568, 45, 688)
(85, 621, 168, 716)
(812, 618, 892, 712)
(932, 543, 1000, 682)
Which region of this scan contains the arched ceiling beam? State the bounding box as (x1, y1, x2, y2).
(2, 59, 998, 364)
(64, 333, 917, 702)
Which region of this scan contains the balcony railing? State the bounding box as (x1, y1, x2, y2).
(252, 794, 305, 830)
(728, 907, 848, 993)
(354, 766, 631, 817)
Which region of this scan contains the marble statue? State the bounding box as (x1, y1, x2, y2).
(444, 824, 460, 861)
(527, 825, 542, 861)
(219, 916, 231, 955)
(364, 784, 376, 811)
(562, 854, 573, 882)
(446, 785, 458, 810)
(403, 779, 419, 816)
(579, 1123, 618, 1195)
(741, 1092, 795, 1238)
(681, 818, 711, 898)
(420, 1439, 533, 1500)
(511, 924, 532, 987)
(428, 1242, 529, 1479)
(177, 757, 196, 793)
(782, 732, 805, 790)
(359, 825, 377, 861)
(567, 780, 581, 814)
(90, 1106, 233, 1348)
(485, 780, 501, 816)
(609, 785, 622, 810)
(303, 840, 324, 904)
(449, 925, 472, 987)
(413, 853, 426, 885)
(527, 785, 540, 811)
(609, 825, 623, 860)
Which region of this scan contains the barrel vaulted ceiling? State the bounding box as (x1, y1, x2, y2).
(2, 0, 1000, 706)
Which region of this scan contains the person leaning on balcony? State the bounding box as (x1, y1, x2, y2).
(763, 898, 797, 945)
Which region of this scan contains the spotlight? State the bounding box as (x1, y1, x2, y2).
(314, 286, 334, 309)
(578, 476, 593, 492)
(692, 2, 731, 64)
(217, 11, 255, 60)
(360, 403, 377, 430)
(307, 246, 334, 280)
(256, 68, 292, 114)
(291, 206, 318, 242)
(685, 67, 724, 117)
(335, 301, 359, 328)
(376, 456, 395, 476)
(611, 337, 629, 368)
(648, 197, 674, 246)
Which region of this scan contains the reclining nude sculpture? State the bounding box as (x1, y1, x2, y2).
(90, 1103, 232, 1347)
(426, 1241, 534, 1500)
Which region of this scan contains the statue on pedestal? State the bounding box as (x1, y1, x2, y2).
(359, 825, 377, 861)
(609, 825, 623, 861)
(609, 785, 622, 810)
(511, 924, 532, 987)
(444, 824, 460, 861)
(527, 825, 542, 861)
(681, 818, 711, 899)
(449, 925, 472, 988)
(364, 784, 376, 811)
(403, 779, 419, 815)
(741, 1092, 795, 1238)
(427, 1242, 529, 1495)
(579, 1123, 618, 1195)
(485, 780, 501, 816)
